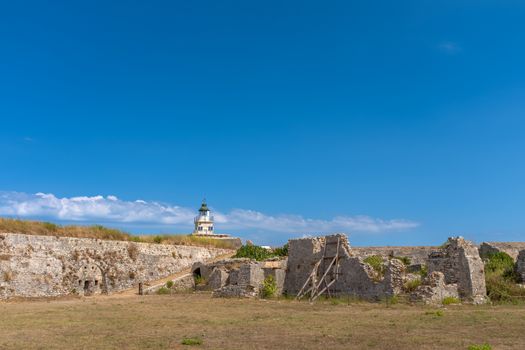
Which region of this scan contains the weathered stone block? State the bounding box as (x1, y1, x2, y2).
(238, 263, 264, 288)
(410, 271, 459, 305)
(171, 274, 195, 292)
(428, 237, 486, 304)
(208, 267, 229, 290)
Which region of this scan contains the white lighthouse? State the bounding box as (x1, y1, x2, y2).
(192, 200, 215, 236)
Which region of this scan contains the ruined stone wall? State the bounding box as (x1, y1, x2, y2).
(284, 234, 404, 300)
(0, 233, 231, 299)
(352, 246, 438, 265)
(428, 237, 486, 304)
(479, 242, 525, 261)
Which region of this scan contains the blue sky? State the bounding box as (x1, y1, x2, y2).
(1, 1, 525, 245)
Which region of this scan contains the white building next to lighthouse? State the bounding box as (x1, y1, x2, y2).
(193, 200, 215, 235)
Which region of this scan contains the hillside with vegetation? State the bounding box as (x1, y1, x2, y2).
(0, 217, 237, 249)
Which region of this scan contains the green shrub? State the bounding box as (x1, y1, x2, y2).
(261, 275, 277, 298)
(442, 296, 460, 305)
(468, 344, 492, 350)
(485, 252, 515, 274)
(485, 273, 525, 304)
(152, 235, 163, 244)
(273, 243, 288, 257)
(403, 278, 421, 292)
(157, 287, 170, 295)
(363, 255, 385, 279)
(194, 275, 206, 286)
(484, 252, 525, 304)
(393, 256, 411, 266)
(419, 264, 428, 278)
(166, 280, 174, 289)
(181, 337, 202, 346)
(233, 245, 274, 261)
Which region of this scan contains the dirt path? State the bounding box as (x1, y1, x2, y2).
(113, 252, 234, 297)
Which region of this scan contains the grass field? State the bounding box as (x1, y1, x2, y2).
(1, 294, 524, 349)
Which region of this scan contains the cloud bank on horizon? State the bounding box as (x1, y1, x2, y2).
(0, 191, 419, 235)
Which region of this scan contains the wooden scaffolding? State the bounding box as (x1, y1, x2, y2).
(296, 236, 342, 302)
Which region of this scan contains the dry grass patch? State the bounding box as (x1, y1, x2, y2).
(0, 294, 523, 349)
(0, 217, 237, 249)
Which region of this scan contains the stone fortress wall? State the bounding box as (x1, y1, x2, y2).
(0, 233, 231, 299)
(2, 230, 525, 303)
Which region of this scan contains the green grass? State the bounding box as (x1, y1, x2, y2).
(442, 296, 460, 305)
(403, 278, 422, 292)
(425, 310, 444, 317)
(157, 287, 170, 295)
(181, 337, 203, 346)
(194, 275, 206, 286)
(468, 344, 492, 350)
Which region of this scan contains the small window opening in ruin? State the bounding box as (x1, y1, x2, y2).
(84, 266, 87, 269)
(95, 280, 98, 286)
(78, 280, 82, 285)
(91, 266, 95, 270)
(84, 280, 90, 292)
(297, 264, 301, 270)
(193, 268, 202, 279)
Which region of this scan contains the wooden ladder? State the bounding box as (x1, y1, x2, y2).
(296, 236, 341, 302)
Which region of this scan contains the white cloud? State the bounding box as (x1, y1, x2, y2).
(0, 191, 419, 234)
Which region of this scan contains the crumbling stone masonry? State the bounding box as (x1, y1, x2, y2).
(283, 234, 405, 300)
(427, 237, 487, 304)
(191, 258, 287, 298)
(0, 233, 231, 299)
(410, 271, 459, 304)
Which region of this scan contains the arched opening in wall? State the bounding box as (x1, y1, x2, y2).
(84, 280, 91, 295)
(193, 268, 201, 279)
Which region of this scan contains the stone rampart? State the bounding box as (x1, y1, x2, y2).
(0, 233, 231, 299)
